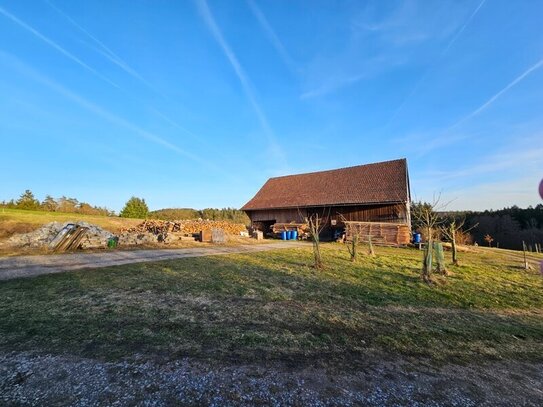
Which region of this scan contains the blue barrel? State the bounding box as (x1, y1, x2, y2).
(281, 231, 287, 240)
(413, 233, 421, 243)
(287, 230, 293, 240)
(292, 230, 298, 240)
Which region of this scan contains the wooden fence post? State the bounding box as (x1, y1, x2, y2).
(523, 241, 531, 270)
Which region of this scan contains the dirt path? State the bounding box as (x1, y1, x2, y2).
(0, 242, 307, 281)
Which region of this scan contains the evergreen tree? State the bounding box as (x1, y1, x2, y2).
(120, 197, 149, 218)
(16, 190, 40, 210)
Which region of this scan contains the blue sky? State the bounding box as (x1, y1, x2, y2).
(1, 0, 542, 212)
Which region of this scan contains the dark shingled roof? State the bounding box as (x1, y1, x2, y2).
(241, 158, 410, 211)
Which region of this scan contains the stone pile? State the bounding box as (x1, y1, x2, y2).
(77, 222, 115, 249)
(118, 232, 158, 246)
(7, 222, 65, 248)
(7, 222, 114, 250)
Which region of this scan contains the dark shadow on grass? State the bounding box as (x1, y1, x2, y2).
(0, 251, 542, 368)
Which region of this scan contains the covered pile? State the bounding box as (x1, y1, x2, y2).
(7, 222, 114, 250)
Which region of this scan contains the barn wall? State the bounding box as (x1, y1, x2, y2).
(246, 208, 306, 223)
(246, 203, 411, 244)
(329, 203, 408, 224)
(247, 203, 407, 224)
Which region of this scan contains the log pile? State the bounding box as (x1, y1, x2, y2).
(121, 220, 247, 237)
(271, 223, 309, 234)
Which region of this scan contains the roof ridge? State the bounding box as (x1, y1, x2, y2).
(268, 158, 406, 181)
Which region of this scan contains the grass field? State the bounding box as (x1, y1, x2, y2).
(1, 243, 542, 369)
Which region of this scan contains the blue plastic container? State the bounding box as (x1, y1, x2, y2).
(413, 233, 421, 244)
(292, 230, 298, 240)
(287, 230, 293, 240)
(281, 231, 287, 240)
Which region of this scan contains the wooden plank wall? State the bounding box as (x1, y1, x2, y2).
(330, 203, 408, 224)
(344, 221, 411, 245)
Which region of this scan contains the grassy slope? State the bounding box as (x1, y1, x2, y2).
(0, 208, 142, 239)
(0, 244, 542, 368)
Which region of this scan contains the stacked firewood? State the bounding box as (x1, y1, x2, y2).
(121, 220, 247, 236)
(271, 222, 309, 234)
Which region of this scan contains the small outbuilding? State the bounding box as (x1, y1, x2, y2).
(241, 158, 412, 245)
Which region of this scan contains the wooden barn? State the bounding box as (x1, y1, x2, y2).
(241, 158, 412, 245)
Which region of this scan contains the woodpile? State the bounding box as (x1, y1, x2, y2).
(344, 221, 410, 246)
(121, 220, 247, 237)
(271, 223, 308, 234)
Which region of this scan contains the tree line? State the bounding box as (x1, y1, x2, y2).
(461, 205, 543, 250)
(1, 190, 250, 224)
(436, 204, 543, 250)
(1, 190, 115, 216)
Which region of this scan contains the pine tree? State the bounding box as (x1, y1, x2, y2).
(120, 197, 149, 218)
(16, 190, 40, 210)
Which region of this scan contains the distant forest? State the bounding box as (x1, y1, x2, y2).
(1, 190, 250, 225)
(1, 190, 114, 216)
(447, 205, 543, 250)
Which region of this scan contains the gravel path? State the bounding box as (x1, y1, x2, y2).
(1, 352, 542, 406)
(0, 242, 307, 281)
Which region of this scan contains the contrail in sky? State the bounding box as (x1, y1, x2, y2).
(246, 0, 298, 73)
(385, 0, 487, 127)
(0, 50, 232, 175)
(450, 57, 543, 128)
(44, 0, 159, 92)
(443, 0, 487, 54)
(196, 0, 287, 167)
(4, 3, 228, 161)
(0, 5, 119, 89)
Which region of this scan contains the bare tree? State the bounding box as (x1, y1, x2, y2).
(440, 218, 478, 266)
(347, 228, 359, 262)
(341, 217, 376, 261)
(340, 215, 360, 262)
(411, 197, 446, 283)
(484, 234, 494, 247)
(305, 208, 330, 269)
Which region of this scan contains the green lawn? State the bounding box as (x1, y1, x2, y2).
(1, 244, 542, 368)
